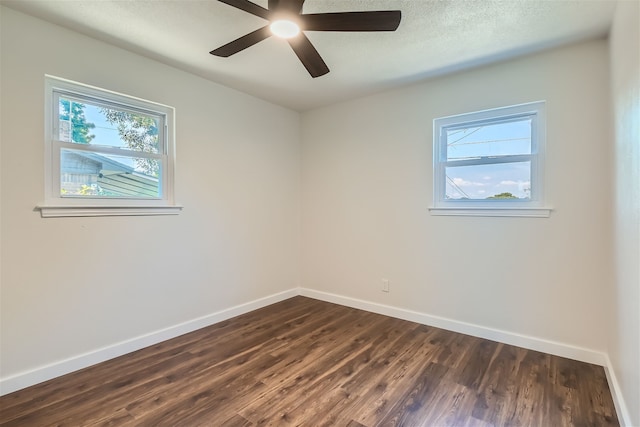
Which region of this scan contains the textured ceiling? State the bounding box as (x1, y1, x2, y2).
(1, 0, 617, 111)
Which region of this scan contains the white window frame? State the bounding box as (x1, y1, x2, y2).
(38, 76, 181, 217)
(430, 101, 551, 218)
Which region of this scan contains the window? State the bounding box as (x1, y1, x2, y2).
(431, 101, 550, 217)
(39, 76, 181, 217)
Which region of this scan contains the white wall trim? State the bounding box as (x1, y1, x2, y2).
(298, 288, 608, 366)
(36, 205, 183, 217)
(603, 354, 633, 427)
(0, 288, 297, 396)
(428, 207, 552, 218)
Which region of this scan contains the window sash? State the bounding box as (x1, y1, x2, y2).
(433, 101, 545, 210)
(442, 153, 533, 168)
(51, 93, 167, 200)
(54, 144, 166, 200)
(52, 90, 167, 156)
(53, 140, 165, 161)
(440, 114, 537, 160)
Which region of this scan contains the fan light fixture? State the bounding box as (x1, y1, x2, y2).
(270, 20, 300, 38)
(211, 0, 402, 78)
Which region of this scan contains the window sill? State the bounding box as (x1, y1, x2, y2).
(36, 205, 183, 218)
(428, 207, 551, 218)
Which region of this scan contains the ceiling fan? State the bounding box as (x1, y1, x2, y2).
(210, 0, 402, 78)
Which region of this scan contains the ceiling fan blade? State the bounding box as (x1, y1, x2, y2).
(301, 11, 401, 31)
(210, 26, 272, 57)
(217, 0, 271, 20)
(287, 33, 329, 78)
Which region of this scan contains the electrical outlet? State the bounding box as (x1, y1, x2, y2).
(382, 279, 390, 293)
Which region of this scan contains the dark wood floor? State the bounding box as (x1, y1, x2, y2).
(0, 297, 618, 426)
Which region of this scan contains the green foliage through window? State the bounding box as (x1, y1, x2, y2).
(486, 192, 519, 199)
(100, 108, 160, 177)
(59, 99, 95, 144)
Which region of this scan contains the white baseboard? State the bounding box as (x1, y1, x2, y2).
(298, 288, 608, 366)
(603, 354, 634, 427)
(0, 288, 298, 396)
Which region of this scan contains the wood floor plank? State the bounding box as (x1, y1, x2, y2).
(472, 343, 521, 425)
(219, 414, 254, 427)
(374, 361, 451, 426)
(292, 319, 419, 425)
(417, 380, 478, 427)
(456, 338, 501, 390)
(0, 296, 619, 426)
(345, 329, 447, 425)
(238, 313, 392, 423)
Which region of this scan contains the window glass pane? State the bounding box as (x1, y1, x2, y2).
(60, 148, 160, 198)
(58, 97, 161, 154)
(446, 118, 531, 161)
(445, 161, 531, 200)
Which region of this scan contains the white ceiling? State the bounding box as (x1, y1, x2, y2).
(2, 0, 617, 111)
